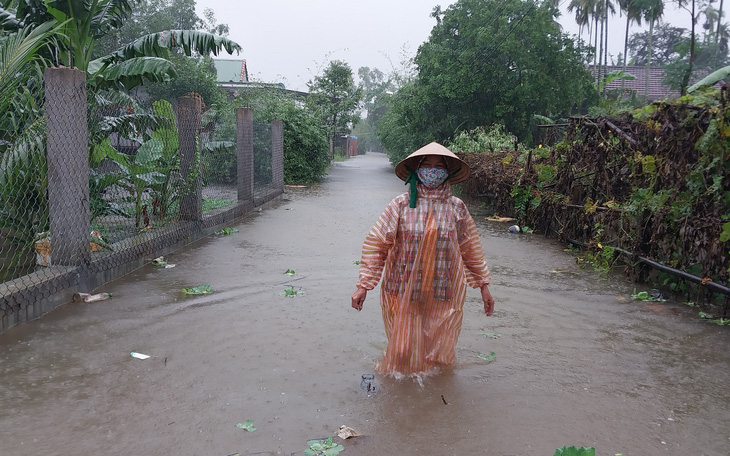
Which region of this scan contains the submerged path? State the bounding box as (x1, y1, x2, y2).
(1, 153, 729, 456)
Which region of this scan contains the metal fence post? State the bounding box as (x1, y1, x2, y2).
(271, 120, 284, 191)
(178, 94, 203, 221)
(237, 107, 254, 204)
(45, 67, 89, 267)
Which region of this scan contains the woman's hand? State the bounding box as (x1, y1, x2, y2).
(481, 284, 494, 316)
(352, 287, 367, 311)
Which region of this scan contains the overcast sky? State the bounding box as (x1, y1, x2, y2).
(196, 0, 695, 91)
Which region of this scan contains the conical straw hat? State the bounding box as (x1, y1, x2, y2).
(394, 142, 471, 184)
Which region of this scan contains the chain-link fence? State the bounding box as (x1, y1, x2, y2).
(1, 68, 284, 333)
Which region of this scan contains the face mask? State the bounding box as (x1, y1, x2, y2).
(417, 167, 449, 188)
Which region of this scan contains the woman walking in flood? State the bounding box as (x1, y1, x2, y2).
(351, 142, 494, 378)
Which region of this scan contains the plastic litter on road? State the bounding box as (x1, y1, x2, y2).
(130, 352, 150, 360)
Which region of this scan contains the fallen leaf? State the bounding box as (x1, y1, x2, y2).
(486, 215, 516, 222)
(235, 419, 257, 432)
(336, 425, 361, 439)
(476, 351, 497, 363)
(181, 284, 212, 295)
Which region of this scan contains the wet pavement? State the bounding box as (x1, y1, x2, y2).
(1, 152, 730, 456)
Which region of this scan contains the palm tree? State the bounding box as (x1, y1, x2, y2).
(643, 0, 664, 100)
(713, 2, 725, 68)
(568, 0, 593, 40)
(619, 0, 641, 96)
(569, 0, 599, 77)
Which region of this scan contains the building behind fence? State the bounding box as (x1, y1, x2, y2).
(0, 68, 284, 334)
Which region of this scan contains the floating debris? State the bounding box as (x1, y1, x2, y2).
(235, 420, 257, 432)
(181, 284, 212, 295)
(336, 425, 361, 440)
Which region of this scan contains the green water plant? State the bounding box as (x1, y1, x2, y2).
(235, 420, 256, 432)
(554, 447, 595, 456)
(304, 437, 344, 456)
(214, 227, 239, 236)
(281, 286, 299, 297)
(476, 351, 496, 363)
(181, 284, 212, 295)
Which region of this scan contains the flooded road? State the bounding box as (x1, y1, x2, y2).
(1, 153, 729, 456)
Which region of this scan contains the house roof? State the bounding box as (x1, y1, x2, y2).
(213, 59, 249, 83)
(592, 65, 714, 101)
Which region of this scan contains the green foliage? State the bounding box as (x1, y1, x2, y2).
(721, 222, 730, 243)
(306, 60, 363, 147)
(211, 89, 329, 185)
(377, 0, 597, 160)
(281, 286, 299, 297)
(214, 227, 238, 236)
(304, 437, 344, 456)
(93, 0, 215, 57)
(0, 23, 58, 270)
(3, 0, 241, 90)
(631, 289, 666, 302)
(202, 197, 234, 212)
(356, 66, 394, 153)
(235, 420, 257, 432)
(145, 54, 226, 107)
(510, 185, 533, 218)
(554, 446, 595, 456)
(577, 245, 616, 274)
(449, 125, 518, 154)
(688, 65, 730, 93)
(475, 351, 497, 363)
(181, 284, 212, 294)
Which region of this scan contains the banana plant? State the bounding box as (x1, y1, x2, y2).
(0, 22, 60, 279)
(1, 0, 241, 90)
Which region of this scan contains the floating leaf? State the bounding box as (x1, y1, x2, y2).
(235, 419, 257, 432)
(480, 332, 501, 339)
(152, 256, 168, 266)
(554, 446, 595, 456)
(281, 286, 300, 297)
(304, 437, 344, 456)
(284, 269, 295, 275)
(181, 284, 212, 295)
(476, 351, 496, 363)
(214, 227, 239, 236)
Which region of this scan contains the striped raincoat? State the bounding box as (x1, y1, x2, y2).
(357, 182, 491, 376)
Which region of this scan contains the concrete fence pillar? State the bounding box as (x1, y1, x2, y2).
(271, 120, 284, 191)
(177, 94, 203, 221)
(236, 107, 254, 204)
(45, 67, 90, 266)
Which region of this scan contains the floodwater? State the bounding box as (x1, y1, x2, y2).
(1, 153, 729, 456)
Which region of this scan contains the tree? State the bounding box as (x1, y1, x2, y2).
(357, 66, 395, 153)
(144, 54, 224, 107)
(618, 0, 646, 96)
(628, 23, 683, 66)
(675, 0, 713, 93)
(663, 36, 730, 89)
(377, 0, 596, 164)
(0, 0, 240, 90)
(306, 60, 363, 158)
(93, 0, 229, 57)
